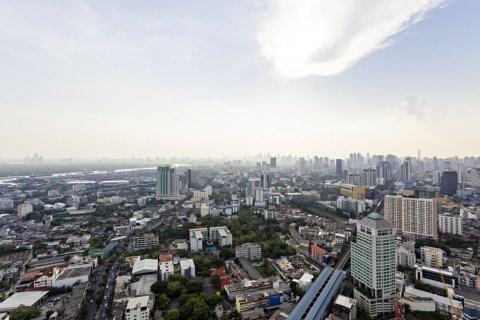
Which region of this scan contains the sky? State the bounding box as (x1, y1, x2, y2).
(0, 0, 479, 160)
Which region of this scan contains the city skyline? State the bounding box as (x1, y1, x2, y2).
(0, 1, 479, 158)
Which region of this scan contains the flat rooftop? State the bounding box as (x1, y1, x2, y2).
(56, 264, 91, 280)
(0, 291, 48, 312)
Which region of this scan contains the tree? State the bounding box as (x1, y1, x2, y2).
(167, 281, 182, 298)
(0, 280, 11, 290)
(165, 309, 180, 320)
(179, 296, 210, 320)
(219, 247, 234, 260)
(10, 305, 40, 320)
(151, 281, 168, 295)
(211, 275, 221, 289)
(186, 280, 203, 295)
(157, 294, 170, 311)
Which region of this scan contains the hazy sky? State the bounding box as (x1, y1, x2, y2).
(1, 0, 479, 159)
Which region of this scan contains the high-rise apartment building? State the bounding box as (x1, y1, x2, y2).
(438, 214, 462, 235)
(156, 165, 182, 200)
(440, 171, 458, 196)
(336, 159, 343, 177)
(247, 177, 261, 197)
(384, 195, 438, 240)
(376, 161, 392, 185)
(352, 212, 396, 317)
(401, 158, 412, 181)
(362, 168, 377, 186)
(298, 157, 306, 176)
(261, 174, 270, 189)
(270, 157, 277, 169)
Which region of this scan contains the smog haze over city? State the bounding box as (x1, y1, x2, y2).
(1, 1, 480, 161)
(1, 2, 480, 320)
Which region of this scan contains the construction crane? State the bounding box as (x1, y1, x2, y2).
(436, 259, 462, 319)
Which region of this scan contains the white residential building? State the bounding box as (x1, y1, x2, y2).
(52, 264, 92, 288)
(209, 226, 233, 247)
(17, 203, 33, 218)
(125, 296, 152, 320)
(396, 241, 416, 269)
(159, 261, 174, 281)
(179, 259, 196, 278)
(438, 214, 462, 235)
(189, 226, 232, 252)
(421, 246, 445, 268)
(352, 212, 396, 317)
(384, 196, 438, 240)
(235, 243, 262, 261)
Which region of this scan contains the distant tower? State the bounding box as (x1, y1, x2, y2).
(440, 171, 458, 196)
(270, 157, 277, 169)
(361, 168, 377, 186)
(261, 174, 270, 189)
(376, 161, 392, 185)
(298, 157, 306, 176)
(335, 159, 343, 178)
(156, 165, 179, 200)
(352, 212, 396, 317)
(400, 158, 412, 181)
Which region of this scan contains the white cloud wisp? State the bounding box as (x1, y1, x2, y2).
(258, 0, 446, 77)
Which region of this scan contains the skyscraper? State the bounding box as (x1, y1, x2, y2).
(361, 168, 377, 186)
(298, 157, 306, 176)
(400, 158, 412, 181)
(336, 159, 343, 177)
(261, 174, 270, 189)
(376, 161, 392, 185)
(352, 212, 396, 317)
(270, 157, 277, 169)
(384, 195, 438, 240)
(156, 165, 181, 200)
(440, 171, 458, 196)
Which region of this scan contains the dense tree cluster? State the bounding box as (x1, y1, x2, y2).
(10, 305, 40, 320)
(151, 274, 225, 320)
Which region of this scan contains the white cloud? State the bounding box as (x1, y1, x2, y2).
(257, 0, 447, 77)
(401, 96, 430, 120)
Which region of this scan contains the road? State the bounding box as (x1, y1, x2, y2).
(84, 262, 107, 320)
(96, 264, 117, 320)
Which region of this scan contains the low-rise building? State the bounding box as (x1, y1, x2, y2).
(125, 296, 152, 320)
(396, 241, 416, 269)
(0, 291, 49, 312)
(179, 259, 196, 278)
(132, 233, 159, 251)
(403, 286, 462, 315)
(310, 245, 328, 264)
(421, 246, 445, 268)
(159, 261, 174, 281)
(189, 226, 232, 252)
(52, 264, 92, 288)
(415, 265, 455, 289)
(17, 203, 33, 218)
(235, 243, 262, 261)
